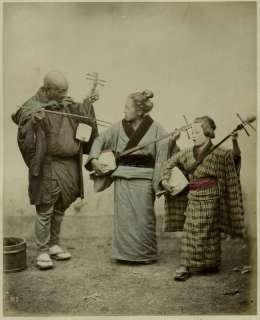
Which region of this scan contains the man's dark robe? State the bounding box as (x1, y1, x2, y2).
(12, 87, 98, 208)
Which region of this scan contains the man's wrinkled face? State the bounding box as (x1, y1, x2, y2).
(191, 122, 208, 147)
(46, 84, 68, 103)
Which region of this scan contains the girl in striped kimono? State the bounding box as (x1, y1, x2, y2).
(161, 116, 244, 281)
(86, 90, 168, 263)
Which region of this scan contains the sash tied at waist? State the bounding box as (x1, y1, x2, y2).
(189, 177, 218, 190)
(118, 154, 155, 168)
(50, 155, 78, 162)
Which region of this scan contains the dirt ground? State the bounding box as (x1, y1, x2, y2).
(3, 215, 257, 316)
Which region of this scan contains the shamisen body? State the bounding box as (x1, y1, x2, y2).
(86, 122, 191, 192)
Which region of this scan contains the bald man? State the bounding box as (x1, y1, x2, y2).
(12, 70, 99, 270)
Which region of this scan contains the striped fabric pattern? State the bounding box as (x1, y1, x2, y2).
(161, 147, 245, 237)
(161, 146, 244, 270)
(180, 195, 221, 270)
(163, 191, 188, 232)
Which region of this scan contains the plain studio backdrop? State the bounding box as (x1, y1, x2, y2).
(3, 2, 257, 236)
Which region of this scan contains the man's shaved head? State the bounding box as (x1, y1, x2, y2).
(44, 70, 69, 90)
(43, 70, 69, 102)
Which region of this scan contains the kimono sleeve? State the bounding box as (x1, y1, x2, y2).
(66, 98, 99, 154)
(11, 106, 47, 173)
(232, 139, 241, 174)
(85, 124, 119, 171)
(162, 146, 188, 232)
(221, 150, 245, 237)
(152, 124, 168, 192)
(160, 151, 181, 183)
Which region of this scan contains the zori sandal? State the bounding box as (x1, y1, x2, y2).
(49, 245, 71, 261)
(174, 266, 190, 281)
(36, 253, 54, 270)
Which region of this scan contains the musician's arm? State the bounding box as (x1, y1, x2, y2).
(231, 132, 241, 174)
(85, 125, 117, 171)
(157, 153, 180, 193)
(65, 98, 97, 126)
(152, 125, 169, 192)
(161, 154, 180, 182)
(168, 129, 181, 159)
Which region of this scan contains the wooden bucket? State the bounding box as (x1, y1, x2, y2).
(3, 237, 27, 273)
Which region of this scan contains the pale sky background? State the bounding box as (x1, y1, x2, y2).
(3, 2, 257, 230)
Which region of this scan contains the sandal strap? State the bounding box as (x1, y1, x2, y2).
(49, 245, 66, 255)
(37, 253, 52, 262)
(176, 266, 189, 275)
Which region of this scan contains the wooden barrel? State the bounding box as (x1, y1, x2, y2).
(3, 237, 27, 273)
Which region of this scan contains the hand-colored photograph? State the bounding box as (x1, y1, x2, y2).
(2, 1, 257, 317)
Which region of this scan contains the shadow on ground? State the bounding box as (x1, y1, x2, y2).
(3, 215, 257, 316)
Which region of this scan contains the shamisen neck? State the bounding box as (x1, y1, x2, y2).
(193, 140, 213, 160)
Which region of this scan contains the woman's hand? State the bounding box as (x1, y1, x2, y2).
(161, 179, 174, 194)
(231, 132, 239, 140)
(91, 159, 110, 175)
(170, 129, 181, 142)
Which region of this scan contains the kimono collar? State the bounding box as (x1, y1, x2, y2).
(193, 141, 213, 161)
(122, 115, 154, 151)
(186, 141, 213, 176)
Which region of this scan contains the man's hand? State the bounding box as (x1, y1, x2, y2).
(86, 90, 99, 104)
(32, 108, 45, 124)
(91, 159, 110, 175)
(161, 179, 174, 194)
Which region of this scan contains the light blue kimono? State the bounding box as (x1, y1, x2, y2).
(87, 119, 168, 262)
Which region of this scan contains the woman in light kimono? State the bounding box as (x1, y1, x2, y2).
(86, 90, 168, 263)
(161, 116, 244, 281)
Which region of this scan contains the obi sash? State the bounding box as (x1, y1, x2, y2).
(189, 177, 218, 190)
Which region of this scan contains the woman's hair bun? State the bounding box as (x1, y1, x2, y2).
(129, 89, 154, 113)
(142, 90, 154, 100)
(194, 116, 216, 139)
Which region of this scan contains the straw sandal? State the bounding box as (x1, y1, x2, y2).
(49, 245, 71, 261)
(174, 266, 190, 281)
(36, 253, 54, 270)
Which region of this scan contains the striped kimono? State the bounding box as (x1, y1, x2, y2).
(161, 144, 244, 271)
(87, 115, 168, 262)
